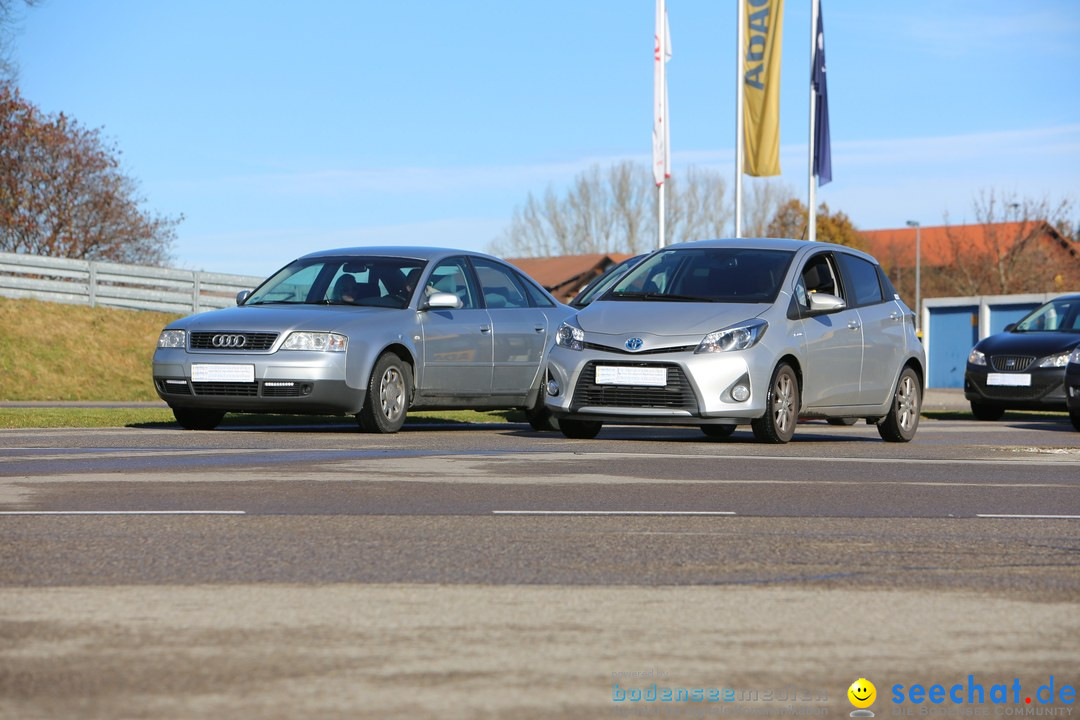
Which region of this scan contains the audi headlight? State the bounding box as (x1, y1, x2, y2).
(1037, 351, 1072, 368)
(695, 319, 767, 354)
(555, 322, 585, 351)
(157, 329, 186, 348)
(282, 332, 348, 352)
(967, 349, 986, 366)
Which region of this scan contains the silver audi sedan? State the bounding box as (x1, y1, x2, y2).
(544, 238, 926, 443)
(153, 247, 572, 432)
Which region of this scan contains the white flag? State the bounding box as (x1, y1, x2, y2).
(652, 0, 671, 187)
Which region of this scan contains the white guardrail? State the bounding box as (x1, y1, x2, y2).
(0, 251, 265, 315)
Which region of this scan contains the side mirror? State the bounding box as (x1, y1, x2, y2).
(1003, 323, 1016, 332)
(236, 290, 251, 305)
(808, 292, 846, 314)
(422, 292, 462, 310)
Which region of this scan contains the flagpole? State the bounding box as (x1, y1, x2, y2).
(808, 0, 818, 242)
(658, 184, 666, 248)
(735, 0, 745, 239)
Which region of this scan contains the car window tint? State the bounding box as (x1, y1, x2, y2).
(246, 256, 423, 308)
(425, 258, 477, 309)
(611, 248, 792, 303)
(515, 272, 556, 307)
(797, 254, 842, 307)
(1015, 298, 1080, 332)
(836, 254, 884, 307)
(472, 259, 530, 309)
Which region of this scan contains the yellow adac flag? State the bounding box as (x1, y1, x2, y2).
(743, 0, 784, 176)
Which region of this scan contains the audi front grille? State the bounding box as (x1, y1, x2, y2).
(189, 332, 279, 351)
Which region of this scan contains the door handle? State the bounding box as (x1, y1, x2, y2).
(534, 325, 545, 333)
(889, 312, 902, 322)
(480, 325, 491, 333)
(847, 321, 861, 331)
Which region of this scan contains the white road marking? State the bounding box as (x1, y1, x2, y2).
(975, 514, 1080, 519)
(492, 510, 736, 516)
(0, 510, 247, 515)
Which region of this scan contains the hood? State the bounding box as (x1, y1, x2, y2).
(975, 330, 1080, 358)
(576, 300, 767, 337)
(168, 304, 400, 334)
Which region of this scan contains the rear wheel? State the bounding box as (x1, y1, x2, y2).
(878, 367, 921, 442)
(970, 401, 1005, 421)
(357, 353, 412, 433)
(700, 424, 736, 439)
(560, 419, 602, 439)
(751, 363, 799, 444)
(172, 407, 225, 430)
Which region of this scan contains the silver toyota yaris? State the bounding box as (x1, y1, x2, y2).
(544, 238, 925, 443)
(153, 247, 572, 432)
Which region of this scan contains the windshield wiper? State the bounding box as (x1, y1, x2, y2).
(246, 300, 300, 305)
(612, 291, 716, 302)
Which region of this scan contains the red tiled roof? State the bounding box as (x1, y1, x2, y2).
(505, 253, 633, 297)
(861, 221, 1073, 269)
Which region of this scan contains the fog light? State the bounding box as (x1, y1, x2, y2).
(546, 379, 560, 397)
(731, 384, 751, 402)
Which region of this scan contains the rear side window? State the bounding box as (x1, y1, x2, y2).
(471, 258, 530, 309)
(836, 253, 884, 307)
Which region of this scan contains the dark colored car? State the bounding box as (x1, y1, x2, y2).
(1066, 351, 1080, 431)
(964, 294, 1080, 420)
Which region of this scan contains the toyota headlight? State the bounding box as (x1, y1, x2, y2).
(695, 319, 767, 354)
(555, 322, 585, 351)
(157, 329, 186, 348)
(1037, 351, 1072, 368)
(282, 332, 348, 352)
(967, 349, 986, 366)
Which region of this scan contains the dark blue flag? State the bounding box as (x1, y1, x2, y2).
(812, 3, 832, 185)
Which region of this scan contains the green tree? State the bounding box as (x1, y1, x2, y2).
(765, 198, 866, 250)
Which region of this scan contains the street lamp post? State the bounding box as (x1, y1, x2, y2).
(906, 220, 921, 336)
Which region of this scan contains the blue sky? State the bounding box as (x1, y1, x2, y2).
(12, 0, 1080, 277)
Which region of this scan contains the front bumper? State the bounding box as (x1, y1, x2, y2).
(963, 365, 1067, 410)
(152, 347, 365, 415)
(544, 345, 768, 426)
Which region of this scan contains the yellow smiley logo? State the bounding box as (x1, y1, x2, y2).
(848, 678, 877, 708)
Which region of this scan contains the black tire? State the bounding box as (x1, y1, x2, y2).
(700, 424, 736, 439)
(524, 381, 558, 432)
(560, 419, 602, 439)
(827, 417, 859, 426)
(1070, 411, 1080, 432)
(751, 363, 799, 444)
(878, 367, 921, 442)
(172, 407, 225, 430)
(970, 401, 1005, 421)
(357, 353, 412, 433)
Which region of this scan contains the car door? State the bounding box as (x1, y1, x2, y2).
(470, 257, 549, 399)
(794, 252, 864, 407)
(418, 257, 493, 397)
(835, 252, 906, 405)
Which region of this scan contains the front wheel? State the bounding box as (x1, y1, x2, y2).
(751, 363, 799, 444)
(524, 380, 558, 432)
(357, 353, 412, 433)
(878, 367, 921, 442)
(172, 407, 225, 430)
(970, 401, 1005, 421)
(559, 419, 602, 439)
(700, 424, 736, 439)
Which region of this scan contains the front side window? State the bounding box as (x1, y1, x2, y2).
(424, 258, 478, 309)
(609, 248, 794, 303)
(1014, 298, 1080, 332)
(244, 256, 425, 309)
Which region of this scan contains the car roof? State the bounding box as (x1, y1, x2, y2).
(668, 237, 882, 264)
(298, 246, 505, 263)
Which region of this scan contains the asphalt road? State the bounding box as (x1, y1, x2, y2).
(2, 416, 1079, 719)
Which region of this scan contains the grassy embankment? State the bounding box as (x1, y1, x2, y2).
(0, 298, 513, 429)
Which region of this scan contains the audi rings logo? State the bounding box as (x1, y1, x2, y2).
(211, 334, 247, 348)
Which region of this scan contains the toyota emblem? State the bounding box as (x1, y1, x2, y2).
(211, 334, 247, 348)
(625, 337, 644, 351)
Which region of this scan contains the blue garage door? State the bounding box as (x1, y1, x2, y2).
(928, 306, 978, 388)
(989, 303, 1039, 334)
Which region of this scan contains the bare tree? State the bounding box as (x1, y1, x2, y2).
(0, 1, 39, 81)
(492, 162, 759, 257)
(0, 83, 180, 265)
(743, 179, 796, 238)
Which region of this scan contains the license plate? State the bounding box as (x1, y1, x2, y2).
(595, 365, 667, 387)
(191, 364, 255, 383)
(987, 372, 1031, 387)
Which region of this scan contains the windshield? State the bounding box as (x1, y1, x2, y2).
(1013, 297, 1080, 333)
(571, 255, 645, 307)
(608, 248, 794, 303)
(244, 256, 426, 309)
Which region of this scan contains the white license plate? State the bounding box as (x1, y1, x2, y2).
(987, 372, 1031, 387)
(595, 366, 667, 387)
(191, 364, 255, 383)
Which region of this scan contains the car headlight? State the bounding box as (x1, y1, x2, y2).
(967, 349, 986, 366)
(555, 322, 585, 351)
(695, 319, 768, 354)
(157, 329, 186, 348)
(1070, 347, 1080, 365)
(281, 332, 348, 352)
(1037, 351, 1072, 368)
